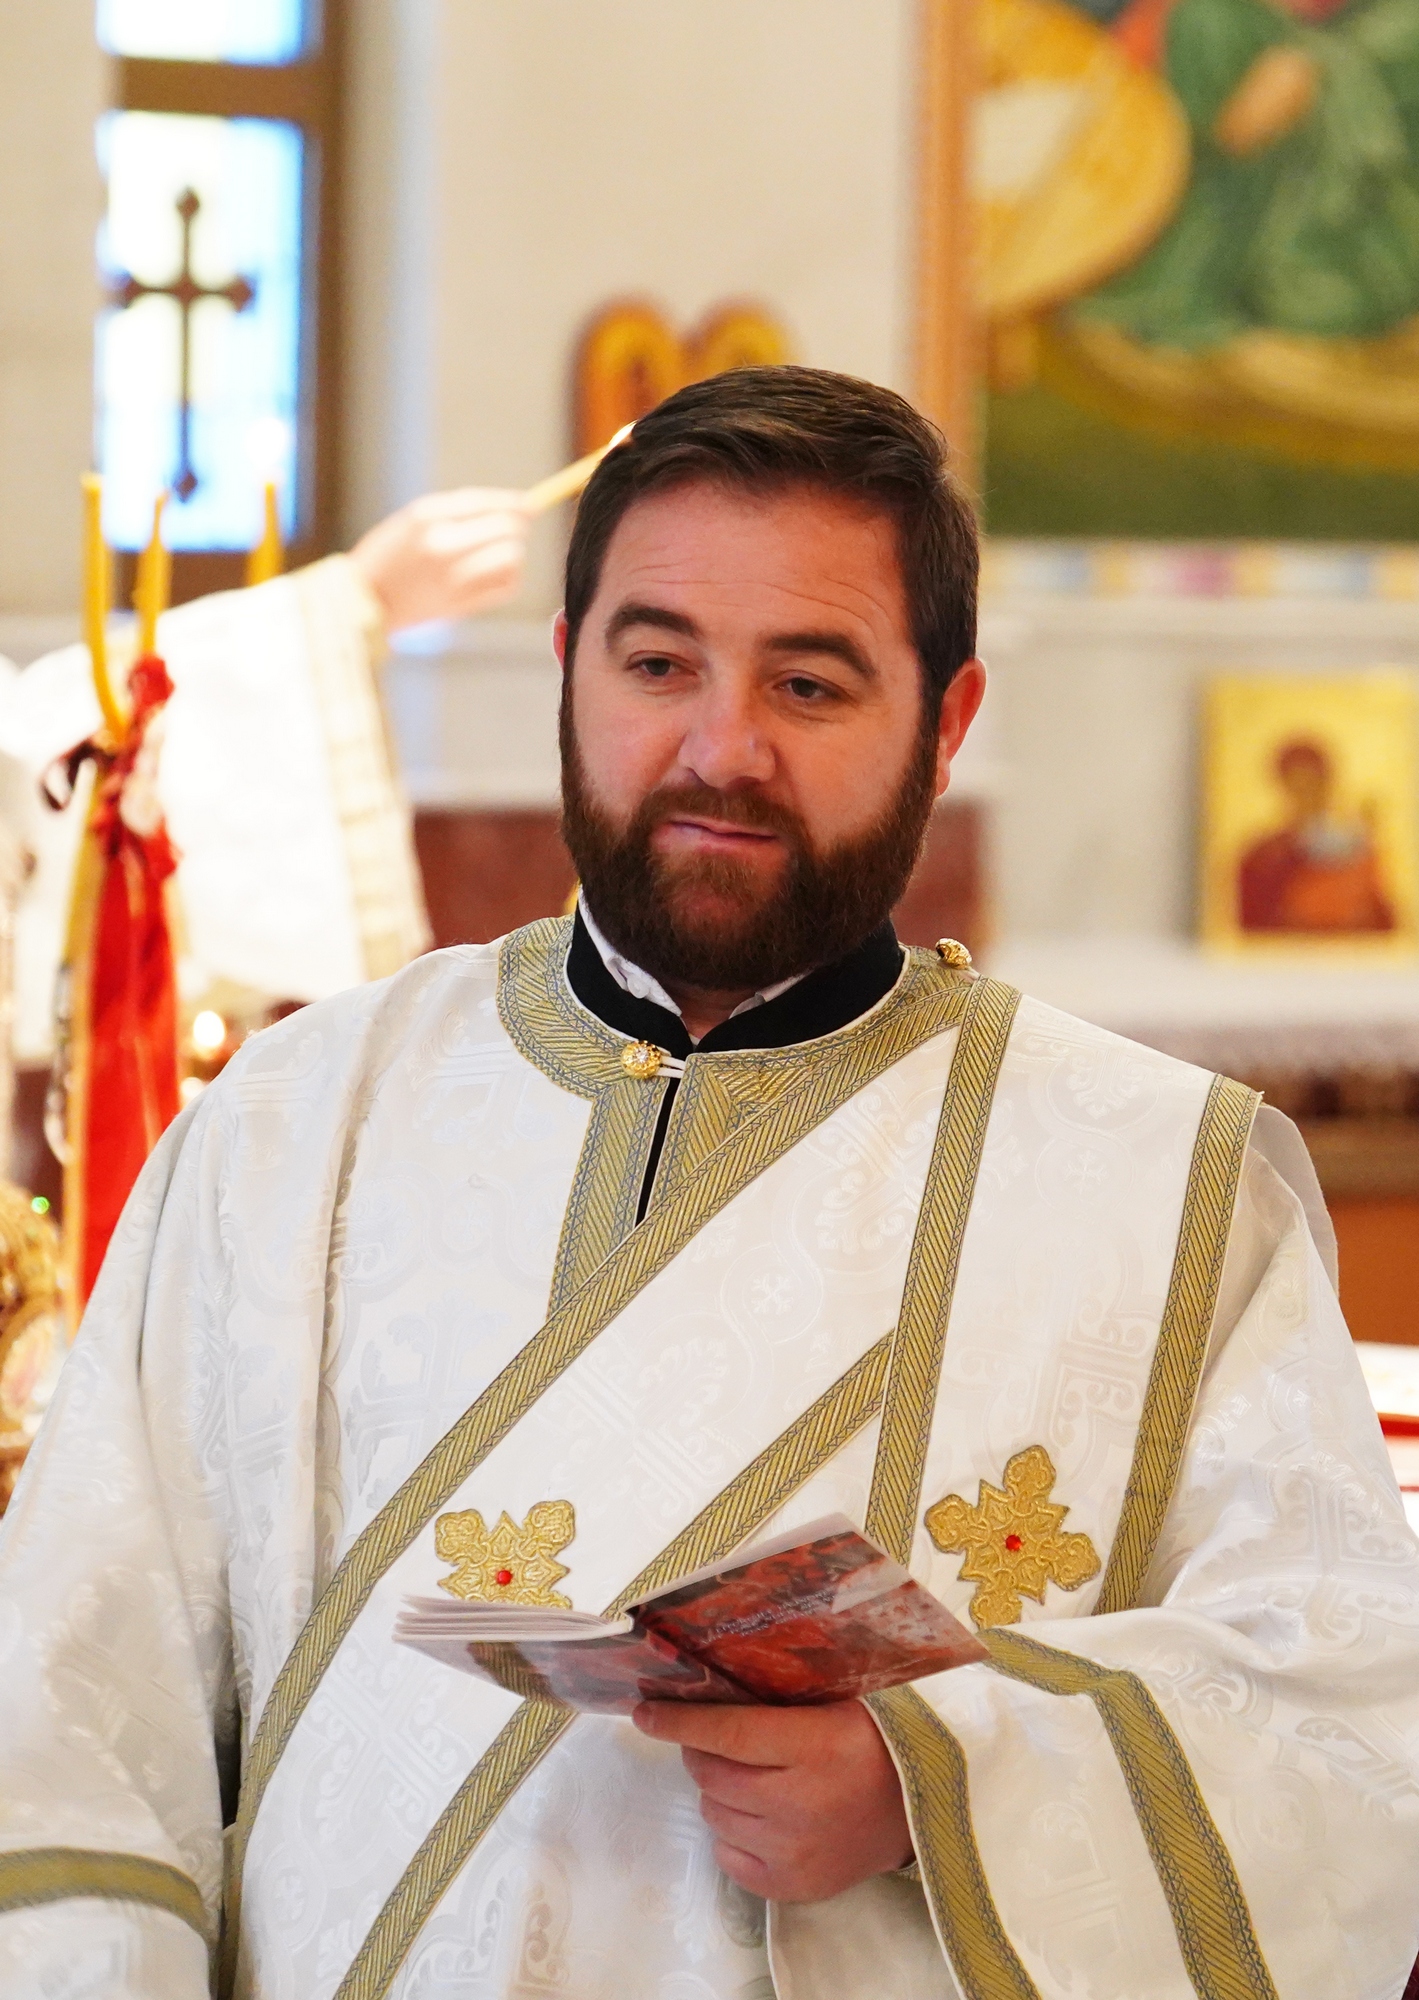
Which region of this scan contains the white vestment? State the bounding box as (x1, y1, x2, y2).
(0, 555, 429, 1064)
(0, 922, 1415, 2000)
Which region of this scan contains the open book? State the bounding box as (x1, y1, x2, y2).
(395, 1514, 987, 1714)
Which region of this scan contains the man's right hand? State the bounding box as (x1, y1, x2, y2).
(350, 487, 531, 633)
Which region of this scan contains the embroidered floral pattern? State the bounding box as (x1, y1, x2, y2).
(924, 1444, 1100, 1627)
(435, 1500, 576, 1606)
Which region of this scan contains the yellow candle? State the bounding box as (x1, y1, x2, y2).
(133, 492, 170, 658)
(523, 422, 634, 514)
(81, 474, 126, 742)
(245, 480, 284, 585)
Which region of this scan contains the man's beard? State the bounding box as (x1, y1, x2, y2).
(559, 702, 939, 994)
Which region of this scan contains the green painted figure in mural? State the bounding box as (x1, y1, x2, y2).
(1079, 0, 1419, 349)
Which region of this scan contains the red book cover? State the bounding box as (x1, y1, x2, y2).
(634, 1526, 983, 1703)
(396, 1516, 985, 1714)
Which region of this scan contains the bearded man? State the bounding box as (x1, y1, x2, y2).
(0, 368, 1415, 2000)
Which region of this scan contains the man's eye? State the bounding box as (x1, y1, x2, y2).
(636, 655, 677, 679)
(785, 676, 831, 701)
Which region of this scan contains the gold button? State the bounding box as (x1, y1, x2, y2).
(934, 938, 973, 971)
(620, 1040, 665, 1080)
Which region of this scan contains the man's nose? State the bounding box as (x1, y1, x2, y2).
(678, 684, 775, 790)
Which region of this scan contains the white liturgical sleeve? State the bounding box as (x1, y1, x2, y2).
(0, 554, 428, 1062)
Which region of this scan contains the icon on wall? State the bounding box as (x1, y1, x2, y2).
(574, 300, 792, 456)
(1201, 673, 1419, 954)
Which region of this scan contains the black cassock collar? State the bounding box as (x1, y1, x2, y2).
(565, 906, 905, 1058)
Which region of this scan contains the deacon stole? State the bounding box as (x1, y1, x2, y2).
(60, 655, 181, 1310)
(220, 931, 1260, 2000)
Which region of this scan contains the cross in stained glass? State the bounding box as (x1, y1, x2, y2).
(108, 187, 256, 502)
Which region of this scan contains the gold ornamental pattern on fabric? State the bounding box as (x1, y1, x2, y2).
(222, 928, 978, 2000)
(0, 1181, 62, 1513)
(925, 1444, 1100, 1627)
(331, 1339, 897, 2000)
(868, 1685, 1044, 2000)
(982, 1629, 1281, 2000)
(620, 1040, 666, 1080)
(435, 1501, 576, 1607)
(1094, 1073, 1260, 1615)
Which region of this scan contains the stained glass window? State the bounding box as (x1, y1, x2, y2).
(97, 0, 307, 65)
(94, 0, 339, 585)
(97, 112, 303, 550)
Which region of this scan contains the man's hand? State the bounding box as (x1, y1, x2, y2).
(632, 1698, 913, 1903)
(349, 487, 531, 634)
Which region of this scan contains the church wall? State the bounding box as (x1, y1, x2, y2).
(0, 0, 105, 614)
(984, 590, 1419, 939)
(340, 0, 918, 611)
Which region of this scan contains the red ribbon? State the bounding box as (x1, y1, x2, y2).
(61, 656, 182, 1307)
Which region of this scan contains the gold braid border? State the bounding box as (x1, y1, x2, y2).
(1095, 1074, 1260, 1615)
(0, 1847, 209, 1948)
(549, 1079, 668, 1309)
(866, 976, 1021, 1564)
(983, 1631, 1279, 2000)
(221, 928, 973, 1994)
(867, 1688, 1042, 2000)
(332, 1335, 896, 2000)
(858, 976, 1044, 2000)
(499, 918, 668, 1306)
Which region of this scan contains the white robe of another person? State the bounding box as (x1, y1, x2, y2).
(0, 555, 429, 1065)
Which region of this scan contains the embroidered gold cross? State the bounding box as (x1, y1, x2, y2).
(434, 1500, 576, 1607)
(924, 1445, 1100, 1628)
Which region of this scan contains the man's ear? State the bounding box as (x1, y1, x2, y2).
(934, 657, 987, 798)
(552, 610, 570, 673)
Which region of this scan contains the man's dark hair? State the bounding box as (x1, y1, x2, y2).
(563, 365, 978, 714)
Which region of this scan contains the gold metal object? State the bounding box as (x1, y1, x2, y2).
(434, 1500, 576, 1607)
(0, 1181, 62, 1513)
(620, 1040, 665, 1080)
(934, 937, 973, 970)
(924, 1443, 1100, 1627)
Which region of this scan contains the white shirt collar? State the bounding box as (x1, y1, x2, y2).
(578, 897, 803, 1044)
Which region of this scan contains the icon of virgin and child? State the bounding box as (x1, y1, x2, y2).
(1238, 737, 1396, 934)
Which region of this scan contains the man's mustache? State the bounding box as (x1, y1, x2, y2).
(635, 783, 804, 844)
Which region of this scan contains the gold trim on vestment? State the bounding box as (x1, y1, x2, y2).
(332, 1335, 897, 2000)
(435, 1500, 576, 1605)
(866, 975, 1020, 1564)
(1095, 1074, 1260, 1615)
(222, 924, 974, 1995)
(983, 1630, 1280, 2000)
(499, 919, 670, 1306)
(334, 1698, 574, 2000)
(924, 1443, 1101, 1628)
(865, 1060, 1264, 1998)
(857, 974, 1045, 2000)
(0, 1846, 209, 1947)
(867, 1688, 1043, 2000)
(652, 1045, 828, 1197)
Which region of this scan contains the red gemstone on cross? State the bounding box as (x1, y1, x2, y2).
(1004, 1534, 1022, 1552)
(494, 1568, 514, 1587)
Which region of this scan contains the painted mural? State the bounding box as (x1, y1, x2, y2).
(978, 0, 1419, 537)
